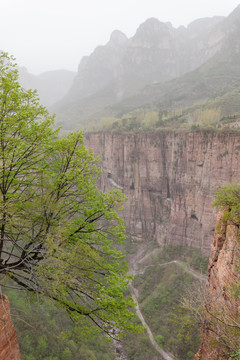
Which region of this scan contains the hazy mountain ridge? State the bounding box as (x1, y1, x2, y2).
(61, 30, 129, 105)
(13, 5, 240, 130)
(52, 8, 240, 129)
(18, 67, 76, 107)
(88, 4, 240, 130)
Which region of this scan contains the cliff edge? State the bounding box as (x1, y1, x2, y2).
(195, 210, 240, 359)
(0, 294, 21, 359)
(85, 131, 240, 255)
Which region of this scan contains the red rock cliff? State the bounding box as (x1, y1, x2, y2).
(195, 211, 240, 359)
(0, 295, 21, 360)
(85, 131, 240, 254)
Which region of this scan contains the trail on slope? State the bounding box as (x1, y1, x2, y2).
(128, 244, 207, 282)
(132, 260, 207, 281)
(128, 248, 207, 360)
(130, 285, 175, 360)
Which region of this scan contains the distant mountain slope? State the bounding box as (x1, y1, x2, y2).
(64, 30, 128, 104)
(105, 4, 240, 122)
(18, 68, 76, 107)
(53, 13, 228, 129)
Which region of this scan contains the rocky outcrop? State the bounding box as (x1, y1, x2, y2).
(194, 211, 240, 359)
(85, 131, 240, 255)
(0, 295, 21, 360)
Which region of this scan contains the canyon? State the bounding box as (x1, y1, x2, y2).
(85, 130, 240, 255)
(85, 130, 240, 358)
(3, 129, 240, 359)
(1, 4, 240, 359)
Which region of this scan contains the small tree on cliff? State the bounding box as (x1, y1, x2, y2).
(0, 53, 138, 337)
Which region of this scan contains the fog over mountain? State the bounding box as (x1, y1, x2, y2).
(1, 0, 239, 74)
(47, 5, 240, 129)
(18, 67, 76, 107)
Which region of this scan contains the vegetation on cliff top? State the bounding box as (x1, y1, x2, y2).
(86, 105, 240, 134)
(213, 183, 240, 223)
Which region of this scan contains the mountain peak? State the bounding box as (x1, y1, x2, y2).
(136, 17, 172, 35)
(110, 30, 128, 42)
(109, 30, 128, 46)
(131, 18, 175, 48)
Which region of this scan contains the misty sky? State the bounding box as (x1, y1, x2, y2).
(1, 0, 240, 74)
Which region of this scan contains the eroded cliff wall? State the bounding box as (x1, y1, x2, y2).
(85, 131, 240, 254)
(0, 295, 21, 360)
(195, 211, 240, 359)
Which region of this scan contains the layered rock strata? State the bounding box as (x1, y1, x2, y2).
(0, 295, 21, 360)
(85, 131, 240, 255)
(195, 211, 240, 359)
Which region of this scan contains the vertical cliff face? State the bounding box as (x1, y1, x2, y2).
(85, 131, 240, 255)
(0, 295, 21, 360)
(195, 211, 240, 359)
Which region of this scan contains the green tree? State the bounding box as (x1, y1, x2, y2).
(213, 183, 240, 223)
(0, 53, 138, 337)
(36, 336, 47, 358)
(62, 347, 73, 360)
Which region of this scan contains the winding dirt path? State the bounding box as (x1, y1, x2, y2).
(128, 254, 207, 360)
(130, 285, 175, 360)
(173, 260, 207, 281)
(132, 260, 206, 281)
